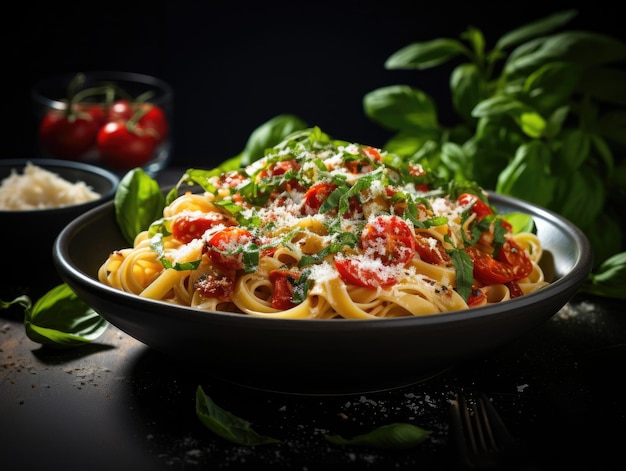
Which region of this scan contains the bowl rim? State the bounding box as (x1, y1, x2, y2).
(0, 158, 120, 214)
(31, 70, 173, 109)
(53, 191, 594, 328)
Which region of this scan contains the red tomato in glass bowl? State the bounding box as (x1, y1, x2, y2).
(136, 103, 168, 144)
(108, 100, 135, 122)
(76, 103, 109, 128)
(96, 121, 157, 169)
(38, 109, 99, 160)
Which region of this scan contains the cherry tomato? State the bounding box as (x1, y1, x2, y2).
(467, 287, 487, 307)
(195, 273, 235, 300)
(334, 257, 397, 288)
(38, 110, 99, 160)
(205, 227, 256, 271)
(458, 192, 512, 232)
(96, 121, 157, 169)
(414, 232, 450, 265)
(506, 280, 525, 299)
(359, 215, 416, 266)
(258, 159, 300, 179)
(137, 103, 168, 144)
(301, 182, 338, 215)
(496, 239, 533, 280)
(108, 99, 135, 122)
(457, 192, 493, 220)
(361, 146, 383, 162)
(465, 239, 532, 286)
(269, 269, 300, 309)
(76, 103, 108, 128)
(465, 246, 514, 285)
(172, 213, 236, 244)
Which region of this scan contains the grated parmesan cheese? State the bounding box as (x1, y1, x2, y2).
(0, 162, 101, 210)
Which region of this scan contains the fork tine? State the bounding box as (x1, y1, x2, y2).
(479, 393, 520, 456)
(451, 393, 522, 470)
(475, 396, 498, 452)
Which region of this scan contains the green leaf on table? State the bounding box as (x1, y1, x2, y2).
(195, 386, 280, 446)
(1, 294, 32, 312)
(581, 252, 626, 300)
(24, 284, 109, 348)
(325, 422, 432, 450)
(115, 168, 166, 245)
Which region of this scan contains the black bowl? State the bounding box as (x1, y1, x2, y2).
(53, 193, 592, 395)
(0, 159, 119, 296)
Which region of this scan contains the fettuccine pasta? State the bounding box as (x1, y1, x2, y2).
(99, 128, 549, 319)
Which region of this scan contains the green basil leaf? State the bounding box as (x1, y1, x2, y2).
(495, 142, 555, 207)
(582, 252, 626, 300)
(450, 63, 486, 122)
(382, 131, 438, 159)
(450, 249, 474, 302)
(472, 95, 528, 119)
(195, 386, 280, 446)
(502, 213, 535, 234)
(24, 284, 109, 348)
(385, 38, 469, 70)
(115, 168, 166, 245)
(557, 129, 590, 173)
(363, 85, 440, 133)
(583, 213, 622, 269)
(495, 9, 578, 50)
(524, 62, 580, 111)
(239, 114, 308, 167)
(1, 294, 31, 312)
(325, 423, 431, 450)
(506, 32, 626, 77)
(550, 169, 604, 229)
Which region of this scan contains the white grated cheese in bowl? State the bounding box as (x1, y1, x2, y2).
(0, 162, 101, 210)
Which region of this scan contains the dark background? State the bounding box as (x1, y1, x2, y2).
(4, 0, 624, 169)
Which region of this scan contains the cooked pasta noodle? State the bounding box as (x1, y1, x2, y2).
(99, 128, 549, 319)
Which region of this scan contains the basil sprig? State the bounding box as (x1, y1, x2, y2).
(1, 284, 109, 348)
(363, 9, 626, 299)
(195, 385, 432, 450)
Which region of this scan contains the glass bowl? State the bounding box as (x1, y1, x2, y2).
(31, 71, 173, 177)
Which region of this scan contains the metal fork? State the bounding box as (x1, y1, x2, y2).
(450, 392, 522, 470)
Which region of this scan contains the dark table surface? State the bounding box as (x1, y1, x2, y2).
(2, 168, 625, 471)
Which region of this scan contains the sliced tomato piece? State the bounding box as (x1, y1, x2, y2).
(506, 280, 525, 299)
(465, 246, 515, 285)
(172, 213, 236, 244)
(497, 239, 533, 280)
(205, 227, 255, 271)
(269, 269, 300, 310)
(414, 233, 450, 265)
(361, 146, 383, 162)
(467, 287, 487, 307)
(457, 192, 493, 220)
(195, 273, 235, 300)
(360, 215, 416, 266)
(334, 257, 397, 288)
(301, 182, 338, 215)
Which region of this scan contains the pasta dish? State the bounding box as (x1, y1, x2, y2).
(98, 128, 548, 319)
